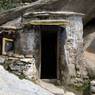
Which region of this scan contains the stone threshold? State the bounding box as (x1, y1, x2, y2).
(36, 79, 64, 95)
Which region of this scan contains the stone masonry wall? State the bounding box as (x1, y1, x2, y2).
(59, 15, 89, 92)
(14, 27, 41, 80)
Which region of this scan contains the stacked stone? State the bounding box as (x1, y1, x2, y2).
(59, 14, 88, 86)
(3, 55, 37, 81)
(90, 80, 95, 95)
(15, 27, 40, 79)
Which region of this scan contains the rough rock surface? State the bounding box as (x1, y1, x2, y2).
(84, 22, 95, 51)
(0, 0, 95, 26)
(0, 56, 5, 64)
(0, 65, 77, 95)
(84, 52, 95, 79)
(84, 23, 95, 79)
(0, 65, 54, 95)
(90, 80, 95, 95)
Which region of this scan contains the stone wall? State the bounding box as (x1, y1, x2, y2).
(12, 15, 88, 88)
(14, 27, 41, 79)
(59, 15, 89, 93)
(0, 12, 90, 94)
(4, 57, 37, 80)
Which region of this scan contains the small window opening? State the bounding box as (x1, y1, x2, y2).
(0, 31, 15, 55)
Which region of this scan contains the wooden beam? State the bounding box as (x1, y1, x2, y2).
(24, 19, 69, 26)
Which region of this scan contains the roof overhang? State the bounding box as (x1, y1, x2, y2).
(23, 11, 84, 26)
(24, 11, 84, 18)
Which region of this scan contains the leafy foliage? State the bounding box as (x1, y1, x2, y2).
(0, 0, 18, 11)
(0, 0, 37, 11)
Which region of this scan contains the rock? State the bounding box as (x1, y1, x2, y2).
(91, 86, 95, 93)
(0, 56, 5, 64)
(85, 59, 95, 79)
(0, 65, 54, 95)
(18, 55, 25, 58)
(68, 63, 76, 77)
(10, 63, 24, 72)
(36, 79, 65, 95)
(4, 59, 26, 77)
(4, 58, 37, 80)
(90, 80, 95, 93)
(9, 61, 25, 71)
(25, 55, 33, 58)
(13, 54, 24, 58)
(91, 80, 95, 86)
(16, 61, 25, 65)
(13, 53, 20, 57)
(23, 63, 37, 80)
(64, 91, 76, 95)
(6, 52, 14, 56)
(76, 71, 81, 78)
(20, 58, 35, 64)
(8, 57, 18, 60)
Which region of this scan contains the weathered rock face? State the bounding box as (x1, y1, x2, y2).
(0, 65, 54, 95)
(0, 65, 79, 95)
(0, 56, 5, 64)
(0, 0, 95, 26)
(90, 80, 95, 95)
(84, 22, 95, 80)
(85, 59, 95, 80)
(84, 20, 95, 51)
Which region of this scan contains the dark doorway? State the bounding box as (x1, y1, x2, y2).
(41, 25, 58, 79)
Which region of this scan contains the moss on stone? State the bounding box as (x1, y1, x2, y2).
(68, 80, 90, 93)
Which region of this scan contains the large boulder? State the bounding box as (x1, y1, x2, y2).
(0, 65, 54, 95)
(0, 65, 78, 95)
(0, 56, 5, 64)
(85, 58, 95, 79)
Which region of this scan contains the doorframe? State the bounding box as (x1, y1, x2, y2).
(57, 28, 60, 80)
(24, 18, 67, 81)
(32, 25, 66, 81)
(39, 25, 60, 80)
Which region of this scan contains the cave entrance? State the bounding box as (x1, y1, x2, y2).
(41, 25, 59, 79)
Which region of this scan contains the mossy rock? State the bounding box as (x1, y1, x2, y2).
(65, 80, 90, 95)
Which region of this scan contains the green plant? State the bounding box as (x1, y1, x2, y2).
(0, 0, 34, 11)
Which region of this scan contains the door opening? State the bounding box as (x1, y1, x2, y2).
(41, 25, 58, 79)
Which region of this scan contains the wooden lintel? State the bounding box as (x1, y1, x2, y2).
(24, 19, 69, 26)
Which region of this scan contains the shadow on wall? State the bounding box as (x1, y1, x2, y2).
(87, 39, 95, 54)
(83, 18, 95, 52)
(84, 18, 95, 37)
